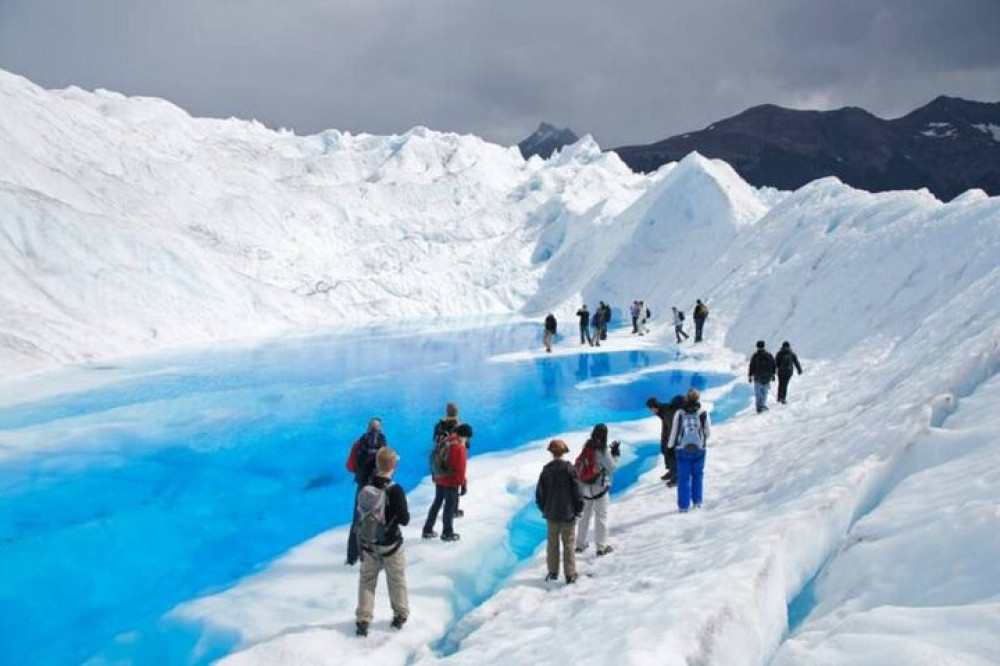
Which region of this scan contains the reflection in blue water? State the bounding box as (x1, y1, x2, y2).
(0, 323, 732, 664)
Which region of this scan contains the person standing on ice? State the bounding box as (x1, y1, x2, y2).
(590, 305, 605, 347)
(536, 438, 584, 584)
(672, 306, 690, 343)
(576, 304, 593, 346)
(355, 447, 409, 637)
(345, 417, 387, 565)
(630, 300, 641, 334)
(647, 395, 685, 485)
(775, 341, 804, 404)
(693, 299, 709, 343)
(666, 388, 711, 513)
(574, 424, 620, 556)
(748, 340, 777, 413)
(543, 313, 557, 353)
(433, 402, 469, 517)
(639, 302, 651, 335)
(422, 423, 470, 541)
(599, 301, 612, 340)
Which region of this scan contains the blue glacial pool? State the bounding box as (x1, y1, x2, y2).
(0, 322, 738, 664)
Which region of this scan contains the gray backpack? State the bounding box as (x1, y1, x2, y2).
(356, 482, 394, 551)
(677, 411, 705, 452)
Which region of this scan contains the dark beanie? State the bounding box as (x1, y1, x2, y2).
(756, 340, 766, 349)
(455, 423, 474, 438)
(781, 341, 791, 349)
(645, 396, 659, 408)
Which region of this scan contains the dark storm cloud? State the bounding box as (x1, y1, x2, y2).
(1, 0, 998, 147)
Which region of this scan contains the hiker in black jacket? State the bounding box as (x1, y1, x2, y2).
(345, 418, 387, 565)
(775, 341, 804, 404)
(647, 395, 685, 485)
(543, 314, 557, 353)
(748, 340, 776, 413)
(576, 304, 593, 346)
(355, 447, 409, 636)
(536, 439, 583, 584)
(693, 300, 709, 343)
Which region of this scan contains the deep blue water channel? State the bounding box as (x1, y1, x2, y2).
(0, 322, 732, 664)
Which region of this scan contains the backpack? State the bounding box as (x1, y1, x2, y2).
(574, 446, 602, 484)
(355, 433, 383, 483)
(356, 482, 395, 551)
(695, 303, 708, 319)
(676, 411, 705, 452)
(430, 435, 454, 477)
(678, 311, 685, 321)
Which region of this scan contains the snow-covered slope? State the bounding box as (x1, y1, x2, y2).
(0, 69, 649, 373)
(3, 70, 1000, 665)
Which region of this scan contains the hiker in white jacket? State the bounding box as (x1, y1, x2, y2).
(574, 423, 620, 557)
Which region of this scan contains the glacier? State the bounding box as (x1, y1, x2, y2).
(1, 68, 999, 665)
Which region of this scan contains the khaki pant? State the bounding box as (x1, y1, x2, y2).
(546, 520, 577, 578)
(543, 330, 555, 352)
(356, 545, 409, 624)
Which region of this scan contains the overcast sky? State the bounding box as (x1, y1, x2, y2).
(1, 1, 999, 147)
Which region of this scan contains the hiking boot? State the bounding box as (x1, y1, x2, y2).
(596, 545, 614, 557)
(356, 622, 369, 637)
(566, 574, 579, 584)
(345, 557, 357, 566)
(574, 543, 589, 553)
(666, 480, 677, 488)
(391, 616, 407, 630)
(660, 472, 670, 481)
(441, 533, 461, 542)
(454, 509, 464, 518)
(422, 530, 439, 539)
(545, 572, 559, 582)
(693, 503, 702, 510)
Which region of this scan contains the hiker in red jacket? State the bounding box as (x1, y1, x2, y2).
(422, 423, 471, 542)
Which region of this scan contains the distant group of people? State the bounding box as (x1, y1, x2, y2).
(545, 298, 711, 352)
(345, 322, 806, 634)
(571, 302, 612, 349)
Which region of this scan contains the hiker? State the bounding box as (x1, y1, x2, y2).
(535, 439, 584, 584)
(693, 300, 709, 343)
(630, 300, 641, 334)
(422, 423, 471, 541)
(590, 305, 605, 347)
(574, 424, 620, 556)
(433, 403, 469, 517)
(576, 304, 593, 346)
(599, 302, 611, 340)
(345, 417, 387, 565)
(543, 313, 557, 353)
(639, 302, 651, 335)
(775, 341, 804, 404)
(748, 340, 776, 413)
(672, 306, 689, 344)
(666, 388, 711, 513)
(355, 447, 409, 637)
(647, 394, 685, 485)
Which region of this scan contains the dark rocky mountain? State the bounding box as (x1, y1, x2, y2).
(611, 97, 1000, 200)
(518, 122, 580, 159)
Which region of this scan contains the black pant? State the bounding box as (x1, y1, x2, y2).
(423, 485, 459, 536)
(694, 318, 705, 342)
(777, 372, 793, 402)
(580, 324, 592, 345)
(662, 446, 677, 480)
(631, 316, 638, 333)
(347, 482, 364, 563)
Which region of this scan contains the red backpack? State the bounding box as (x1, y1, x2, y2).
(574, 446, 601, 484)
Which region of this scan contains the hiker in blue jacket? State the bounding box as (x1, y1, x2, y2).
(666, 389, 711, 513)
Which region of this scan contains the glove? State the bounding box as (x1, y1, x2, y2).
(610, 440, 621, 457)
(460, 483, 468, 496)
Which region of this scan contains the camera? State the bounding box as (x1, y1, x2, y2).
(610, 440, 621, 457)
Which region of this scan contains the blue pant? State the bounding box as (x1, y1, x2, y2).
(423, 485, 459, 537)
(676, 449, 706, 511)
(754, 381, 770, 412)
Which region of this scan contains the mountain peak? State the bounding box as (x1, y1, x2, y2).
(518, 123, 580, 159)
